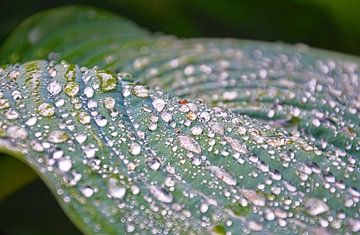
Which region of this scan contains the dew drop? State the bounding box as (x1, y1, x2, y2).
(132, 85, 149, 98)
(161, 112, 172, 123)
(64, 82, 80, 97)
(152, 98, 165, 112)
(78, 112, 91, 124)
(129, 143, 141, 155)
(84, 87, 94, 98)
(209, 122, 224, 135)
(95, 115, 107, 127)
(191, 126, 203, 136)
(7, 126, 27, 140)
(239, 189, 266, 206)
(104, 97, 115, 110)
(177, 135, 201, 154)
(81, 186, 94, 198)
(97, 71, 117, 92)
(47, 81, 62, 95)
(208, 166, 237, 186)
(224, 137, 247, 154)
(37, 103, 55, 117)
(48, 130, 69, 143)
(58, 157, 72, 172)
(304, 198, 329, 216)
(149, 186, 173, 203)
(5, 109, 19, 120)
(108, 178, 126, 199)
(0, 99, 10, 109)
(26, 117, 37, 126)
(147, 157, 162, 171)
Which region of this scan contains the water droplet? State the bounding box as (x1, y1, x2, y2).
(208, 166, 237, 186)
(312, 118, 321, 127)
(7, 126, 27, 139)
(78, 112, 91, 124)
(200, 203, 209, 213)
(191, 126, 203, 136)
(103, 97, 115, 110)
(84, 87, 94, 98)
(64, 82, 80, 97)
(177, 135, 201, 154)
(48, 130, 69, 143)
(224, 137, 247, 154)
(149, 186, 173, 203)
(209, 122, 224, 135)
(37, 103, 55, 117)
(239, 189, 266, 206)
(0, 99, 10, 109)
(161, 112, 172, 123)
(95, 115, 107, 127)
(97, 71, 117, 92)
(5, 109, 19, 120)
(152, 98, 165, 112)
(304, 198, 329, 216)
(147, 157, 162, 171)
(58, 157, 72, 172)
(81, 186, 94, 198)
(247, 220, 263, 231)
(26, 117, 37, 126)
(132, 85, 149, 98)
(47, 81, 62, 95)
(107, 178, 126, 199)
(129, 143, 141, 155)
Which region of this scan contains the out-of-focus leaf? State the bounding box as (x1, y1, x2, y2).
(0, 5, 149, 64)
(0, 179, 82, 235)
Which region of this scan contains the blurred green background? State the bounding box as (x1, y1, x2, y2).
(0, 1, 359, 234)
(0, 0, 359, 55)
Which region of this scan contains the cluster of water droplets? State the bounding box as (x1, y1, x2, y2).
(0, 54, 359, 234)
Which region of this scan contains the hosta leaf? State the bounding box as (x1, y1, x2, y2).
(0, 5, 149, 64)
(0, 60, 360, 234)
(1, 5, 360, 235)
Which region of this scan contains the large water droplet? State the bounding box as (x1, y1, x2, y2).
(37, 103, 55, 117)
(107, 178, 126, 199)
(208, 166, 237, 186)
(48, 130, 69, 143)
(304, 198, 329, 216)
(177, 135, 201, 154)
(149, 186, 173, 203)
(224, 137, 248, 154)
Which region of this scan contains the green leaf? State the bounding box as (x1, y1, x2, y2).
(1, 5, 360, 235)
(1, 59, 360, 234)
(0, 5, 149, 64)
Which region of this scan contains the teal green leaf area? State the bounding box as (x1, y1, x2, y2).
(0, 5, 360, 235)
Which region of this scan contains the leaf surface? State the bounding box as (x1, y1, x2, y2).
(0, 5, 360, 235)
